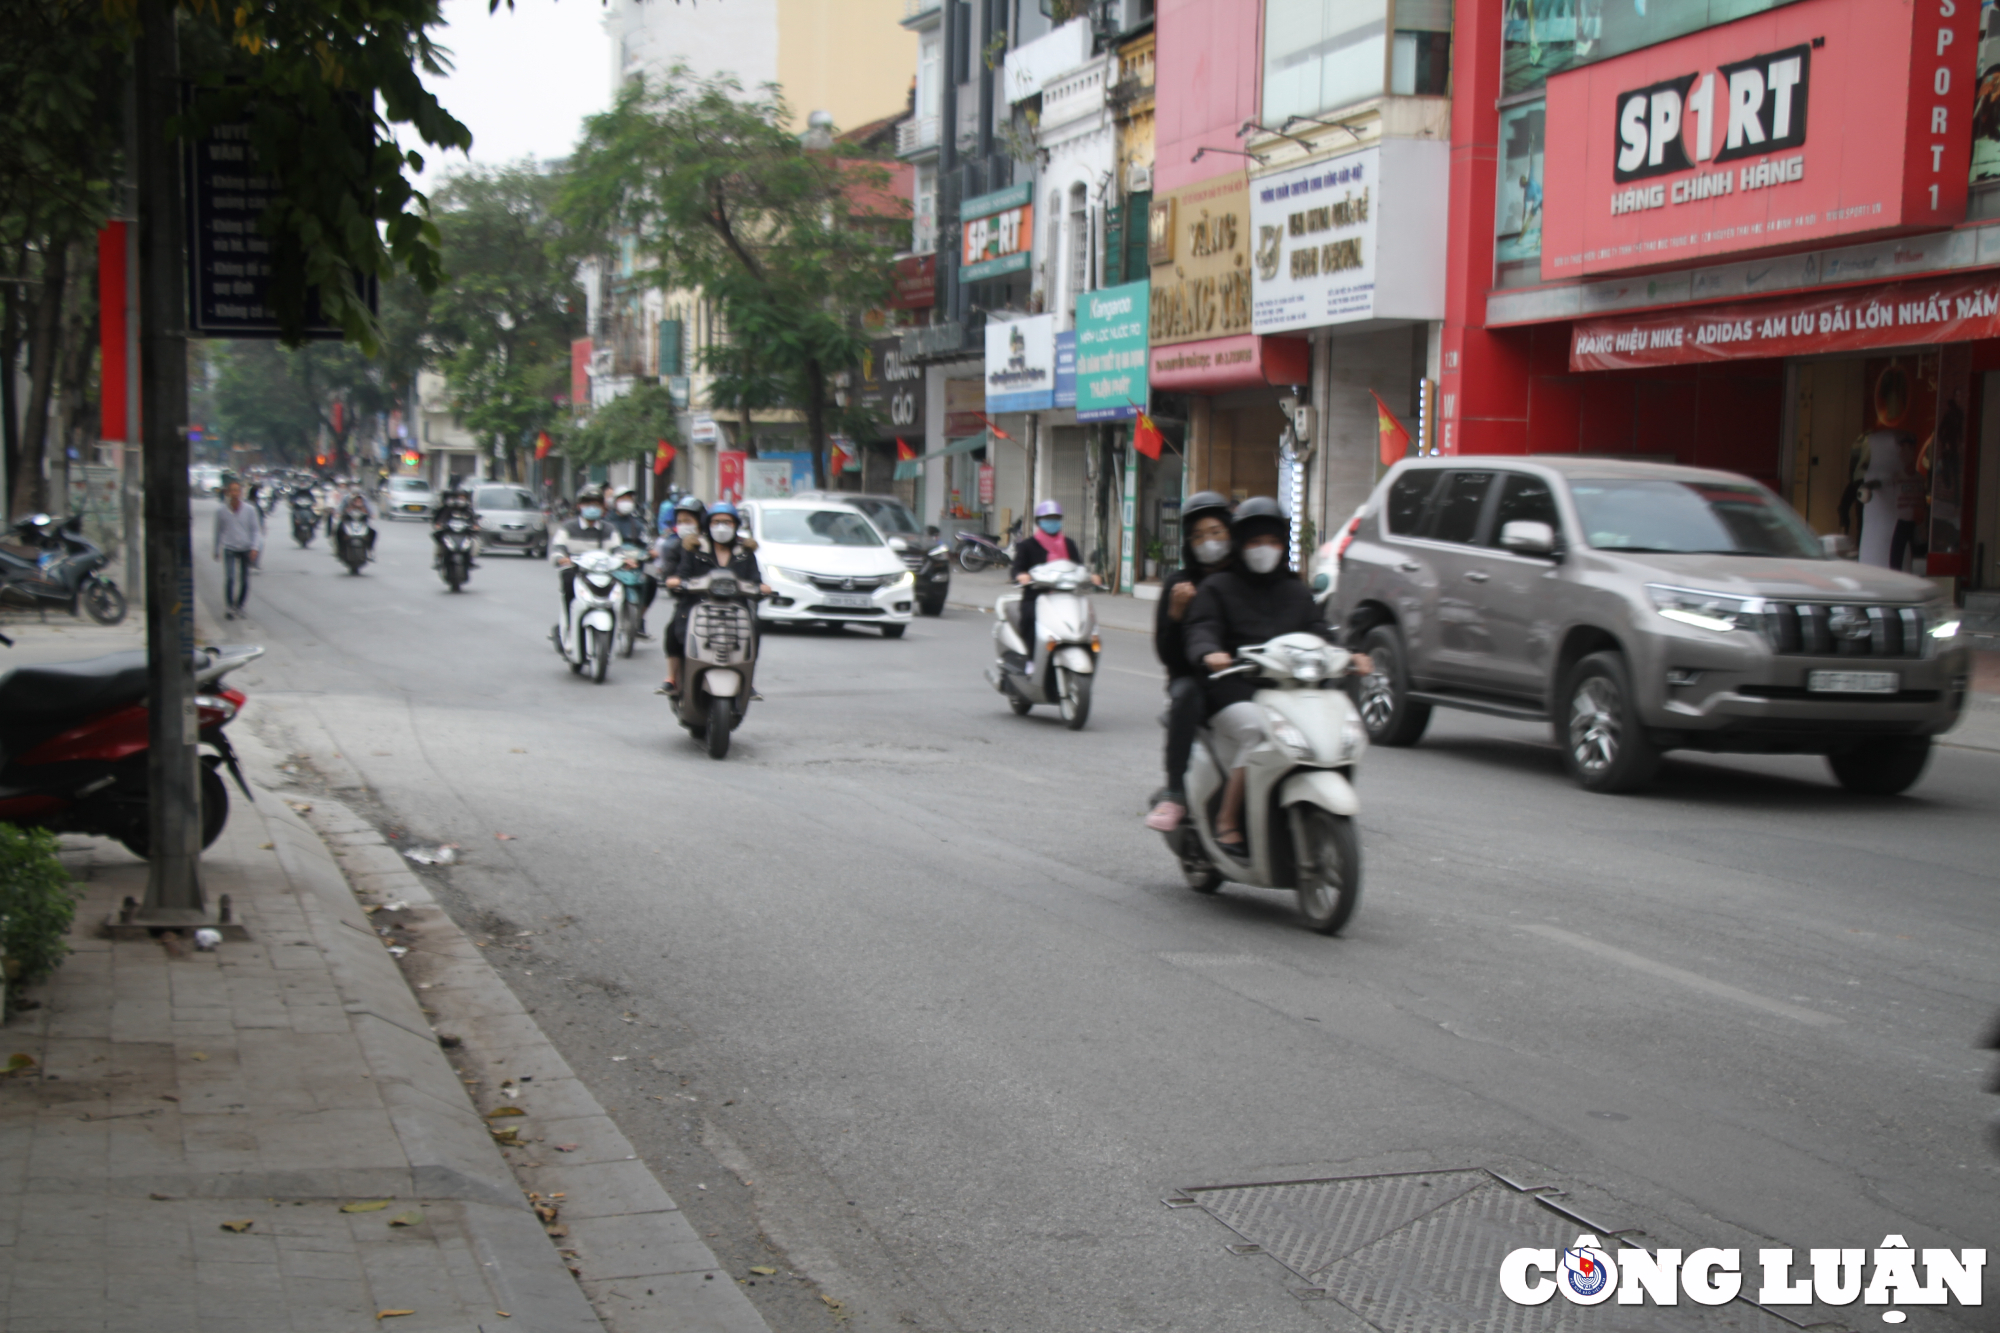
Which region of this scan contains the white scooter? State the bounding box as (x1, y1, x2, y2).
(673, 570, 760, 759)
(1164, 633, 1367, 934)
(553, 549, 619, 683)
(985, 559, 1099, 730)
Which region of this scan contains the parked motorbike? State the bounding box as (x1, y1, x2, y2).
(0, 642, 263, 859)
(336, 515, 373, 574)
(436, 514, 477, 592)
(896, 526, 953, 616)
(984, 559, 1098, 729)
(552, 549, 620, 683)
(674, 570, 760, 759)
(0, 513, 127, 625)
(611, 544, 650, 658)
(954, 519, 1021, 574)
(290, 493, 320, 548)
(1162, 633, 1365, 934)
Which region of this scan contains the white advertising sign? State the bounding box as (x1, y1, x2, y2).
(1250, 140, 1449, 334)
(983, 314, 1057, 413)
(744, 460, 794, 499)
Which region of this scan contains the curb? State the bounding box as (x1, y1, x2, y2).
(240, 732, 772, 1333)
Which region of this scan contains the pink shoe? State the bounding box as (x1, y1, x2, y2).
(1144, 801, 1185, 832)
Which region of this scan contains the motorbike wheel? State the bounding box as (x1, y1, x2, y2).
(957, 547, 989, 574)
(1057, 668, 1092, 730)
(117, 763, 229, 860)
(445, 559, 464, 593)
(587, 628, 610, 683)
(1293, 806, 1361, 935)
(617, 611, 637, 658)
(705, 698, 733, 759)
(82, 578, 127, 626)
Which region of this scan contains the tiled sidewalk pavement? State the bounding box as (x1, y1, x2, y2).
(0, 741, 601, 1330)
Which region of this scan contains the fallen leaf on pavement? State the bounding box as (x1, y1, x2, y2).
(220, 1220, 254, 1233)
(495, 1312, 510, 1319)
(509, 747, 526, 753)
(375, 1311, 414, 1320)
(485, 1106, 525, 1118)
(150, 1193, 173, 1201)
(533, 1204, 558, 1223)
(495, 833, 517, 840)
(5, 1053, 36, 1074)
(545, 1223, 569, 1238)
(490, 1127, 521, 1144)
(159, 1094, 178, 1102)
(386, 1212, 423, 1228)
(259, 842, 274, 850)
(822, 1294, 845, 1310)
(289, 802, 312, 813)
(553, 1143, 579, 1152)
(190, 1052, 208, 1061)
(340, 1200, 392, 1213)
(749, 1266, 778, 1276)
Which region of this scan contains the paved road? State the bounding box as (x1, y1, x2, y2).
(200, 503, 1999, 1332)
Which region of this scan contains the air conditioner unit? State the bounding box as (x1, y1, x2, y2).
(1126, 163, 1152, 194)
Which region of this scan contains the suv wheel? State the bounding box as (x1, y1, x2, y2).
(1561, 652, 1660, 793)
(1826, 736, 1932, 795)
(1357, 625, 1430, 746)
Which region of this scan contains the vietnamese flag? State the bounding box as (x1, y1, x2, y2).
(895, 438, 917, 462)
(653, 439, 677, 475)
(1370, 390, 1412, 466)
(534, 431, 554, 460)
(828, 441, 850, 475)
(1132, 411, 1164, 461)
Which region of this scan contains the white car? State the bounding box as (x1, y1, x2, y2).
(743, 498, 916, 637)
(383, 476, 435, 521)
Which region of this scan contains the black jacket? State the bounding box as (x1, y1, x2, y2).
(1011, 532, 1082, 579)
(1154, 564, 1228, 678)
(1183, 567, 1331, 708)
(674, 537, 761, 590)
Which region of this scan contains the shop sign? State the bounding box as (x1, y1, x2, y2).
(978, 462, 995, 505)
(1074, 280, 1150, 422)
(944, 376, 986, 438)
(1055, 331, 1077, 408)
(1148, 333, 1311, 393)
(961, 181, 1035, 282)
(890, 254, 936, 309)
(690, 412, 718, 444)
(854, 335, 925, 434)
(1249, 141, 1448, 334)
(744, 459, 795, 500)
(1150, 171, 1253, 347)
(1542, 0, 1978, 280)
(717, 450, 745, 501)
(983, 314, 1057, 412)
(1569, 269, 2000, 371)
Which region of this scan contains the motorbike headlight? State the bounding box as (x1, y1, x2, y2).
(1338, 715, 1367, 761)
(1269, 717, 1313, 759)
(1646, 584, 1759, 634)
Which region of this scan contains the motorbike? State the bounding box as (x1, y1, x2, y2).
(0, 513, 127, 625)
(1162, 633, 1366, 935)
(984, 559, 1098, 730)
(436, 514, 477, 592)
(894, 527, 954, 616)
(290, 493, 320, 548)
(552, 549, 620, 683)
(611, 544, 650, 658)
(0, 642, 263, 859)
(336, 512, 373, 574)
(673, 570, 760, 759)
(954, 519, 1021, 574)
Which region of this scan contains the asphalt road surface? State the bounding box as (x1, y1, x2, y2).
(200, 502, 1999, 1332)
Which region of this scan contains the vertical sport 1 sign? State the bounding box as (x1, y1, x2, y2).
(961, 182, 1035, 282)
(1074, 280, 1150, 422)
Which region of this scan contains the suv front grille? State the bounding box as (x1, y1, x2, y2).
(1763, 603, 1926, 658)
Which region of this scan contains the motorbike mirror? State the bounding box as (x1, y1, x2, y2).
(925, 525, 940, 537)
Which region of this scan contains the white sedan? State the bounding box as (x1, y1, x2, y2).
(742, 499, 916, 638)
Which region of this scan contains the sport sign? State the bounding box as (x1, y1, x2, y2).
(961, 182, 1034, 282)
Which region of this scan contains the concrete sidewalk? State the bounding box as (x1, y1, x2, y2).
(0, 612, 767, 1332)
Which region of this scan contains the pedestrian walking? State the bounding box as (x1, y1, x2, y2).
(213, 478, 264, 619)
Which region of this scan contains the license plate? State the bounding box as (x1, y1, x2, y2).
(403, 504, 424, 512)
(822, 593, 874, 609)
(1808, 670, 1898, 694)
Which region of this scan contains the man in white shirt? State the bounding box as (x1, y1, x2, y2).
(213, 478, 265, 619)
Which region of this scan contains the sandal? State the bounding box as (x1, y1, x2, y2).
(1215, 830, 1248, 857)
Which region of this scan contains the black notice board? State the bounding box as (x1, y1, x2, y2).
(183, 116, 375, 338)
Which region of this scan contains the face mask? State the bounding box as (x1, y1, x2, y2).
(579, 506, 603, 521)
(1243, 545, 1283, 575)
(1037, 517, 1063, 535)
(711, 523, 736, 543)
(1193, 539, 1231, 566)
(676, 522, 699, 540)
(614, 499, 635, 515)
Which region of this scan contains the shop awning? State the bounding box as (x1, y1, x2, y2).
(893, 434, 986, 480)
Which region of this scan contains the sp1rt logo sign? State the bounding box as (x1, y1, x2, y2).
(1615, 43, 1811, 183)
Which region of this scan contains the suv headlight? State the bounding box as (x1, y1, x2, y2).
(892, 569, 914, 588)
(1646, 585, 1759, 633)
(1925, 602, 1959, 655)
(770, 566, 813, 584)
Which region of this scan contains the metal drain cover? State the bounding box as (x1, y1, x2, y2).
(1171, 1170, 1834, 1332)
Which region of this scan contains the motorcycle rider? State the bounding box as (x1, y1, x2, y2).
(330, 487, 378, 561)
(663, 502, 770, 692)
(1144, 491, 1236, 832)
(1008, 499, 1102, 659)
(1182, 498, 1367, 856)
(550, 491, 624, 617)
(431, 483, 480, 561)
(654, 495, 707, 696)
(605, 487, 658, 639)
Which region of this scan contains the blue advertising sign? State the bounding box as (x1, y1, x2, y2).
(1055, 331, 1076, 408)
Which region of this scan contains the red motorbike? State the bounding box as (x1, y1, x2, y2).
(0, 639, 262, 858)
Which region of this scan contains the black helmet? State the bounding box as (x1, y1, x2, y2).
(1181, 489, 1234, 562)
(1231, 495, 1289, 542)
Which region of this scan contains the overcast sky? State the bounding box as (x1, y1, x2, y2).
(413, 0, 612, 188)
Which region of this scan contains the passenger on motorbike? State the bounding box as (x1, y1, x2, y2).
(655, 496, 707, 696)
(550, 493, 624, 615)
(1008, 500, 1102, 652)
(605, 488, 658, 639)
(1183, 498, 1368, 856)
(1144, 491, 1236, 832)
(430, 485, 480, 568)
(331, 490, 378, 560)
(662, 502, 770, 694)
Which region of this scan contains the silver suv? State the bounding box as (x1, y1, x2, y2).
(1330, 457, 1970, 794)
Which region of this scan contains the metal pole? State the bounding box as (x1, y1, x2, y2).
(123, 56, 143, 604)
(136, 0, 204, 920)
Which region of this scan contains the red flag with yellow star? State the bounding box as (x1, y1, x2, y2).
(1133, 410, 1164, 461)
(534, 431, 553, 461)
(653, 439, 677, 475)
(1369, 391, 1411, 466)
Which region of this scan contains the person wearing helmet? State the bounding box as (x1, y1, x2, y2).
(654, 495, 710, 696)
(550, 490, 624, 616)
(1145, 491, 1236, 831)
(1183, 498, 1368, 855)
(1008, 498, 1103, 648)
(659, 502, 770, 696)
(603, 488, 658, 638)
(430, 484, 480, 570)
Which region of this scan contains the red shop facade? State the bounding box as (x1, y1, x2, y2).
(1440, 0, 2000, 590)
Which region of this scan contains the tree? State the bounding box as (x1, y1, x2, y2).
(566, 381, 680, 473)
(211, 336, 399, 468)
(565, 70, 900, 487)
(426, 164, 583, 480)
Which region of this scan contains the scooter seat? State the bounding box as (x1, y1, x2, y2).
(0, 650, 149, 754)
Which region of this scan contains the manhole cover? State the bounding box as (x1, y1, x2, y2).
(1169, 1170, 1849, 1332)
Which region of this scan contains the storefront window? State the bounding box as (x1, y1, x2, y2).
(1494, 101, 1544, 280)
(1263, 0, 1387, 124)
(1502, 0, 1808, 98)
(1391, 0, 1453, 98)
(1972, 0, 2000, 185)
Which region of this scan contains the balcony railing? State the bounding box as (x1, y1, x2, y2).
(895, 116, 939, 157)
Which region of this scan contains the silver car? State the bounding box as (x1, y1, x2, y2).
(383, 476, 435, 521)
(1331, 457, 1970, 795)
(471, 484, 548, 557)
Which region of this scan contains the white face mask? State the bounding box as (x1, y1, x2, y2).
(614, 499, 635, 515)
(711, 523, 736, 543)
(676, 522, 699, 539)
(1193, 539, 1231, 566)
(1243, 545, 1283, 574)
